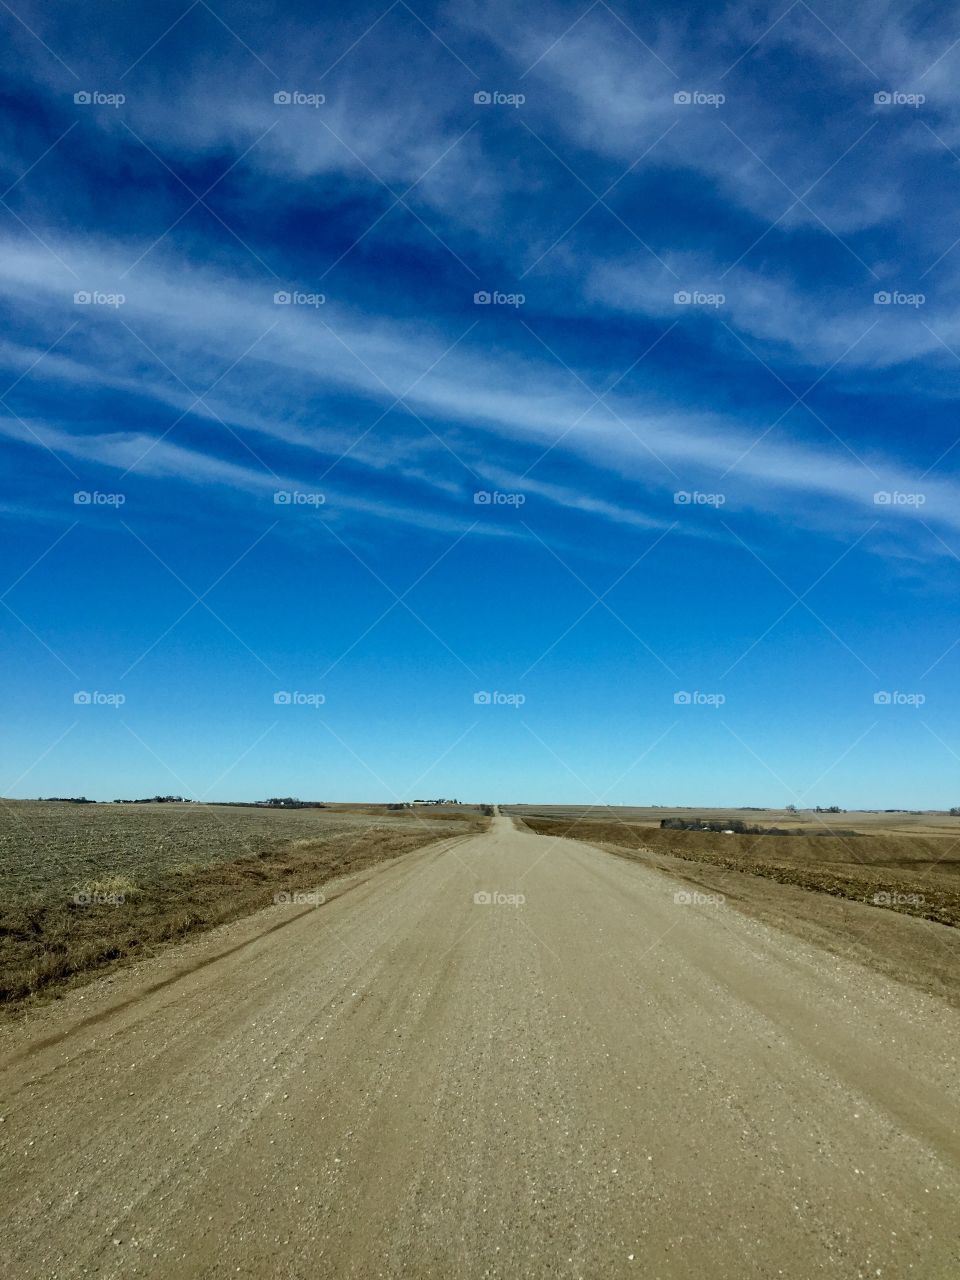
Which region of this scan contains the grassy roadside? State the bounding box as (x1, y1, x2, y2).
(0, 805, 487, 1013)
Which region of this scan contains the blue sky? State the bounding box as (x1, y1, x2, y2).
(2, 0, 960, 805)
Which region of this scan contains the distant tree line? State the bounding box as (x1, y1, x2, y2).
(113, 795, 194, 804)
(660, 817, 860, 837)
(260, 798, 326, 808)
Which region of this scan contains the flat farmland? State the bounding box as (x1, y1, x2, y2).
(0, 801, 487, 1010)
(505, 803, 960, 837)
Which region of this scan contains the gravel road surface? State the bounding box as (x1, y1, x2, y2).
(2, 814, 958, 1278)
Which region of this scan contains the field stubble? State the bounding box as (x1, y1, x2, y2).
(0, 800, 486, 1010)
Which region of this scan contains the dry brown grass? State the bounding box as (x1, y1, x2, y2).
(0, 801, 487, 1010)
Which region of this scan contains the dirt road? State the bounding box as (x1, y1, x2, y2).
(2, 814, 958, 1278)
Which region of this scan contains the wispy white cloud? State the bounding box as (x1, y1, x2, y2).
(2, 232, 959, 542)
(0, 414, 521, 538)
